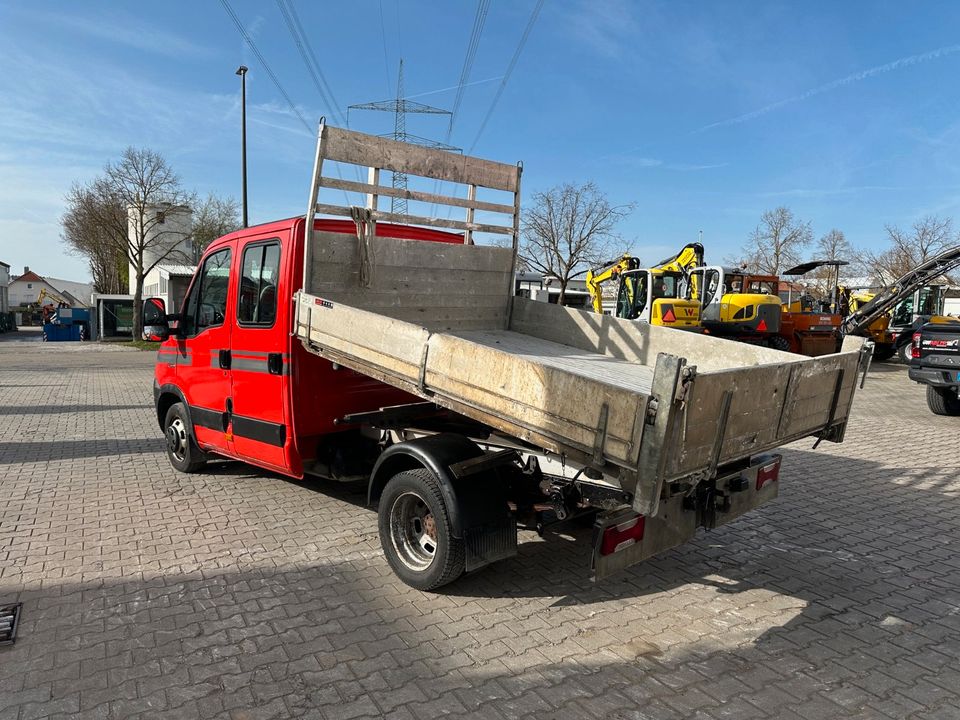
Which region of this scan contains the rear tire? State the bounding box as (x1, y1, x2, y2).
(769, 335, 792, 353)
(926, 386, 960, 416)
(378, 469, 465, 591)
(164, 402, 206, 473)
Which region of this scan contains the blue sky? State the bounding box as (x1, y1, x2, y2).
(3, 0, 960, 281)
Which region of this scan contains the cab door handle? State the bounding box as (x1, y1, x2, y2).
(219, 349, 231, 369)
(267, 353, 283, 375)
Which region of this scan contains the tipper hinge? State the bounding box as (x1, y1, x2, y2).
(676, 365, 697, 408)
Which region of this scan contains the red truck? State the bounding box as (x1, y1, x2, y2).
(144, 123, 870, 590)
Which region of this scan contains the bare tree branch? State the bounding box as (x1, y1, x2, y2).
(740, 207, 812, 275)
(863, 215, 956, 284)
(519, 182, 632, 305)
(61, 147, 191, 339)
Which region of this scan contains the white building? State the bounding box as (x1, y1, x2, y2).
(141, 264, 196, 314)
(128, 204, 194, 296)
(0, 261, 9, 313)
(8, 268, 89, 308)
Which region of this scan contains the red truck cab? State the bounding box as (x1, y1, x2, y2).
(150, 217, 461, 478)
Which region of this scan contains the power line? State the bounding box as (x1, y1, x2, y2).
(469, 0, 545, 153)
(279, 0, 349, 127)
(433, 0, 489, 215)
(394, 0, 403, 58)
(220, 0, 353, 204)
(448, 0, 490, 140)
(218, 0, 311, 133)
(378, 0, 393, 96)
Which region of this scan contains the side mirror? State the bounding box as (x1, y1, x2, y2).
(143, 298, 169, 341)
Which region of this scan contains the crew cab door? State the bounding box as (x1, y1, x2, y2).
(177, 244, 234, 453)
(228, 236, 292, 473)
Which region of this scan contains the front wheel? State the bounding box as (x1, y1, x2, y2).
(378, 469, 465, 591)
(926, 386, 960, 416)
(164, 402, 207, 472)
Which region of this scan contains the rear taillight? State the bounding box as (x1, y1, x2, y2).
(911, 332, 921, 359)
(756, 458, 780, 490)
(599, 514, 645, 556)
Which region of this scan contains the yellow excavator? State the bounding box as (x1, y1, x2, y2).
(585, 243, 703, 327)
(37, 287, 71, 308)
(687, 265, 783, 341)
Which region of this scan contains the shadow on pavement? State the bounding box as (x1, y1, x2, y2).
(0, 438, 160, 464)
(0, 405, 149, 416)
(1, 447, 958, 718)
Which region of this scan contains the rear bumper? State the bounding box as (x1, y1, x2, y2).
(592, 454, 781, 580)
(909, 366, 959, 388)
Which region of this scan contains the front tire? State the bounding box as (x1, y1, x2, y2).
(926, 386, 960, 416)
(164, 402, 206, 472)
(378, 469, 465, 591)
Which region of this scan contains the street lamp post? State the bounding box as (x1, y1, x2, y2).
(236, 65, 249, 228)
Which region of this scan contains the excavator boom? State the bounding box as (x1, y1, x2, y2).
(653, 242, 704, 275)
(842, 245, 960, 335)
(586, 255, 640, 314)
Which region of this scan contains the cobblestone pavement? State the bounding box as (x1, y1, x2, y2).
(1, 334, 959, 720)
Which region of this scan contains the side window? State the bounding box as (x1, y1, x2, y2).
(182, 247, 231, 337)
(238, 241, 281, 326)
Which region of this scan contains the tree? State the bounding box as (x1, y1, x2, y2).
(740, 207, 813, 275)
(519, 182, 632, 305)
(864, 215, 956, 283)
(61, 187, 128, 294)
(64, 147, 192, 340)
(807, 228, 856, 296)
(190, 192, 241, 261)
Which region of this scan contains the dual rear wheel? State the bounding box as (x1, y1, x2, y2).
(378, 469, 465, 591)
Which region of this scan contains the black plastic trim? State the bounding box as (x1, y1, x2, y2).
(232, 414, 286, 447)
(190, 405, 223, 432)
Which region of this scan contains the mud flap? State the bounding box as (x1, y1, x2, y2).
(450, 472, 518, 572)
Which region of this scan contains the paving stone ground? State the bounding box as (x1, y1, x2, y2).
(1, 329, 959, 719)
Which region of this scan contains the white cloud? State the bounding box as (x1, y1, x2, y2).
(615, 156, 728, 171)
(697, 44, 960, 132)
(565, 0, 639, 58)
(28, 8, 212, 59)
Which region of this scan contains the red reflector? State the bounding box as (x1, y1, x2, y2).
(662, 306, 676, 323)
(600, 515, 645, 556)
(756, 460, 780, 490)
(757, 319, 768, 332)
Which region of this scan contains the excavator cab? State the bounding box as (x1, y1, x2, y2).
(614, 270, 699, 326)
(588, 242, 703, 326)
(689, 266, 783, 337)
